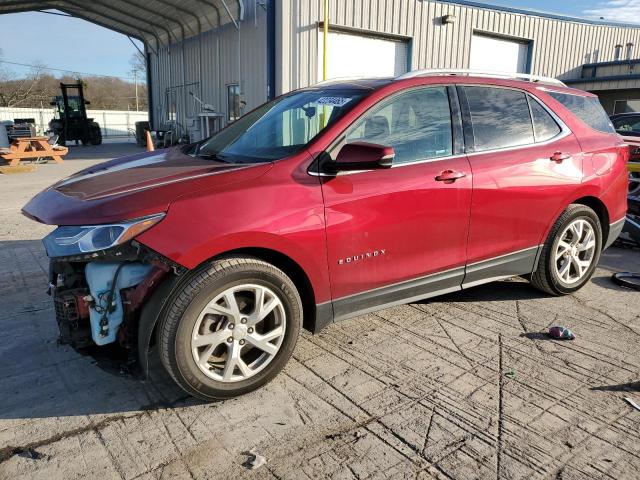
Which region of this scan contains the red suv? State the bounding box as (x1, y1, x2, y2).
(23, 72, 628, 400)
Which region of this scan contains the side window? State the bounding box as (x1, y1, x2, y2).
(345, 87, 453, 164)
(528, 96, 562, 142)
(463, 86, 534, 151)
(613, 116, 640, 133)
(547, 91, 615, 134)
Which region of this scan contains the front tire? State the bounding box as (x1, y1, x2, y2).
(530, 204, 602, 295)
(158, 257, 302, 401)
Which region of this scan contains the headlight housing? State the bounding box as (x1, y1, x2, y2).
(43, 213, 165, 258)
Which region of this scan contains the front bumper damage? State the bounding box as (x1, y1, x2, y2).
(49, 241, 184, 369)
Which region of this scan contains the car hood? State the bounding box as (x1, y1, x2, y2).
(23, 147, 272, 226)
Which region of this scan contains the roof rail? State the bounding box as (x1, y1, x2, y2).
(315, 76, 387, 85)
(396, 69, 567, 87)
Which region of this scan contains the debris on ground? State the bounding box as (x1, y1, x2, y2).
(548, 326, 575, 340)
(246, 449, 266, 470)
(611, 272, 640, 291)
(624, 397, 640, 412)
(505, 368, 517, 379)
(16, 448, 44, 460)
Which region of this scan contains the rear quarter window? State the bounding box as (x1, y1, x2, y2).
(547, 91, 615, 134)
(463, 86, 534, 151)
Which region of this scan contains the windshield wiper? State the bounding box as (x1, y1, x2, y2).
(195, 152, 228, 162)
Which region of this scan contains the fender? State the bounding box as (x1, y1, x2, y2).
(138, 230, 332, 305)
(137, 273, 181, 377)
(537, 184, 602, 245)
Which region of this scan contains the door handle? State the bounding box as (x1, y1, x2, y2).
(550, 151, 571, 162)
(435, 170, 466, 182)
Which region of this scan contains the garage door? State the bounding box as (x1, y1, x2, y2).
(317, 30, 408, 82)
(469, 33, 529, 74)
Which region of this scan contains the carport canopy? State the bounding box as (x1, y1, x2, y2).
(0, 0, 244, 51)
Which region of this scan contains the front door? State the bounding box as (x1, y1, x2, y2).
(320, 86, 473, 320)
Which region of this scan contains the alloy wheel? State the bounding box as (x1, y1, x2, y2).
(191, 284, 286, 382)
(553, 219, 597, 285)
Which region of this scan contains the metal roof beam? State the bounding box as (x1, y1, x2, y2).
(58, 3, 160, 50)
(219, 0, 239, 29)
(0, 1, 52, 14)
(138, 0, 202, 36)
(102, 0, 190, 40)
(188, 0, 222, 30)
(64, 0, 175, 45)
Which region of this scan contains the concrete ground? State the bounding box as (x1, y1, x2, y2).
(1, 144, 640, 480)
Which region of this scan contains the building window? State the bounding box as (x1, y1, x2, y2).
(227, 84, 241, 123)
(627, 43, 634, 60)
(615, 44, 623, 61)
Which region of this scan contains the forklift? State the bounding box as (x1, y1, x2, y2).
(49, 82, 102, 146)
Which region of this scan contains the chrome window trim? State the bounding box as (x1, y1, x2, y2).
(308, 83, 574, 178)
(461, 84, 571, 153)
(526, 93, 566, 143)
(308, 127, 571, 177)
(308, 84, 457, 176)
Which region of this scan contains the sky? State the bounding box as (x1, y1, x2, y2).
(0, 11, 143, 81)
(0, 2, 639, 79)
(489, 0, 640, 21)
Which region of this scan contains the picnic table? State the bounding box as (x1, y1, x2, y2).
(0, 136, 68, 166)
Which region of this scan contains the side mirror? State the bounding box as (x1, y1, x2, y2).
(49, 101, 57, 106)
(84, 100, 91, 105)
(329, 142, 395, 173)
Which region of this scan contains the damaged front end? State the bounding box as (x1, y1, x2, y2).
(44, 214, 183, 370)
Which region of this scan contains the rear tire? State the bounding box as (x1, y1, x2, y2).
(158, 257, 302, 401)
(530, 204, 602, 295)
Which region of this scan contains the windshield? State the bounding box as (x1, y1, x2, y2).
(196, 88, 368, 163)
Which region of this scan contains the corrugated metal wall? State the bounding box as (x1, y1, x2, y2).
(148, 0, 268, 139)
(276, 0, 640, 93)
(148, 0, 640, 137)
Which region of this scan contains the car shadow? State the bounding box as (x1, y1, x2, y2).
(416, 279, 548, 304)
(0, 239, 206, 420)
(590, 380, 640, 392)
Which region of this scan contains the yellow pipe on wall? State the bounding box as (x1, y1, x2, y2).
(323, 0, 329, 81)
(321, 0, 329, 129)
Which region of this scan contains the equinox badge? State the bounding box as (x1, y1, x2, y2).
(338, 249, 386, 265)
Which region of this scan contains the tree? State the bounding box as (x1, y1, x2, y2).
(0, 73, 147, 110)
(0, 63, 49, 108)
(130, 51, 146, 81)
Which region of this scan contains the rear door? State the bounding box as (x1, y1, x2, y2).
(458, 85, 583, 286)
(321, 86, 472, 319)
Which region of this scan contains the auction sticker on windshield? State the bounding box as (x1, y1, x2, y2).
(314, 97, 352, 107)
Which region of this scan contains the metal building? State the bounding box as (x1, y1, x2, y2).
(3, 0, 640, 141)
(147, 0, 640, 138)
